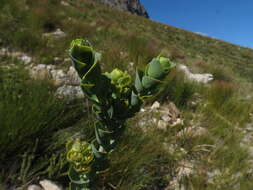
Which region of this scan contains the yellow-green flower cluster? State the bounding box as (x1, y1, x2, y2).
(66, 139, 94, 173)
(105, 68, 131, 94)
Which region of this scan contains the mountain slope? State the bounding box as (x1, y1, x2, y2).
(1, 0, 253, 82)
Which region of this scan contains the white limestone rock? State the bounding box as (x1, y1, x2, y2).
(51, 69, 68, 87)
(67, 66, 81, 85)
(150, 101, 160, 110)
(19, 55, 32, 64)
(39, 180, 63, 190)
(177, 64, 213, 84)
(29, 64, 51, 80)
(56, 85, 84, 100)
(27, 184, 43, 190)
(43, 28, 66, 39)
(157, 120, 167, 130)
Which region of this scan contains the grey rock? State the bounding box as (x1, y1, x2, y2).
(56, 85, 84, 100)
(177, 160, 195, 179)
(170, 118, 184, 127)
(0, 47, 8, 55)
(53, 57, 62, 64)
(161, 115, 171, 122)
(43, 28, 66, 39)
(29, 64, 51, 80)
(61, 1, 70, 6)
(159, 102, 180, 122)
(165, 177, 186, 190)
(157, 120, 167, 130)
(94, 0, 149, 18)
(46, 65, 56, 71)
(150, 101, 160, 110)
(241, 133, 253, 145)
(138, 101, 183, 132)
(177, 64, 213, 84)
(39, 180, 62, 190)
(51, 69, 68, 87)
(29, 64, 85, 100)
(19, 55, 32, 64)
(30, 64, 81, 87)
(140, 108, 145, 112)
(27, 184, 43, 190)
(67, 66, 81, 85)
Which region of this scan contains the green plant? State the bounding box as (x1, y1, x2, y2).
(0, 63, 85, 186)
(66, 39, 175, 189)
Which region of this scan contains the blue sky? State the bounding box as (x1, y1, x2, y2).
(141, 0, 253, 49)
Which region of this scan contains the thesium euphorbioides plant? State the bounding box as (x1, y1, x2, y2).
(66, 39, 175, 189)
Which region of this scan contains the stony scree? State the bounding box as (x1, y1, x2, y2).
(93, 0, 149, 18)
(138, 101, 184, 132)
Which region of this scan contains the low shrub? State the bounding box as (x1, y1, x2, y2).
(155, 70, 197, 108)
(0, 64, 86, 185)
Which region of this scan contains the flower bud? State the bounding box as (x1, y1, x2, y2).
(66, 139, 94, 173)
(105, 68, 131, 92)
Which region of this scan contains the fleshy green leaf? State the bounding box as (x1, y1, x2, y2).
(147, 58, 164, 79)
(135, 69, 144, 93)
(91, 140, 108, 160)
(142, 76, 157, 89)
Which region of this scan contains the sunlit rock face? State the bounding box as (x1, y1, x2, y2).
(94, 0, 149, 18)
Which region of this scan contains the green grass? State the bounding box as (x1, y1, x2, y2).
(0, 61, 90, 187)
(95, 125, 174, 190)
(178, 80, 253, 190)
(154, 70, 197, 108)
(1, 59, 253, 189)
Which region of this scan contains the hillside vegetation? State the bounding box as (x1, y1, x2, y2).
(1, 0, 253, 81)
(1, 0, 253, 189)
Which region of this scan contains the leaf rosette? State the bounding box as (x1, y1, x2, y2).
(135, 55, 175, 96)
